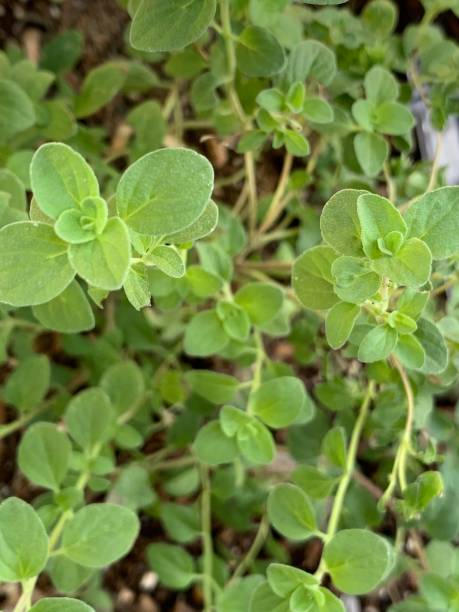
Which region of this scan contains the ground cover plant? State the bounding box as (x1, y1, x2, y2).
(0, 0, 458, 610)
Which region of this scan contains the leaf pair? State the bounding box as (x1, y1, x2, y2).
(352, 66, 415, 175)
(194, 376, 313, 466)
(0, 497, 139, 582)
(0, 142, 214, 324)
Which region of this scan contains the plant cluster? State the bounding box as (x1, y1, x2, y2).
(0, 0, 458, 611)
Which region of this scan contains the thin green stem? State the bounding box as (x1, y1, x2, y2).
(200, 464, 213, 612)
(0, 399, 56, 440)
(13, 578, 36, 612)
(380, 357, 415, 507)
(426, 132, 443, 193)
(229, 515, 269, 583)
(219, 0, 258, 235)
(250, 331, 265, 398)
(315, 380, 375, 581)
(257, 152, 294, 235)
(384, 161, 397, 203)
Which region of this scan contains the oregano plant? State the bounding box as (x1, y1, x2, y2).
(0, 0, 458, 611)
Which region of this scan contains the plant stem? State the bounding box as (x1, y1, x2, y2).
(200, 464, 213, 612)
(0, 400, 55, 440)
(229, 515, 269, 583)
(380, 357, 415, 506)
(250, 331, 265, 396)
(219, 0, 258, 236)
(315, 380, 375, 581)
(258, 152, 293, 235)
(13, 578, 36, 612)
(384, 161, 397, 202)
(426, 132, 443, 193)
(14, 468, 91, 612)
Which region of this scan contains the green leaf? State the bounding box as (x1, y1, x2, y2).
(184, 309, 229, 356)
(388, 311, 417, 335)
(218, 576, 264, 612)
(65, 388, 115, 453)
(402, 471, 444, 519)
(323, 529, 392, 594)
(374, 102, 415, 136)
(293, 465, 339, 499)
(111, 464, 156, 511)
(40, 30, 83, 75)
(320, 189, 366, 256)
(238, 130, 268, 153)
(358, 324, 398, 363)
(249, 376, 308, 428)
(322, 426, 347, 469)
(145, 245, 185, 278)
(267, 563, 318, 597)
(415, 318, 448, 374)
(166, 200, 219, 244)
(0, 497, 48, 581)
(69, 217, 131, 291)
(302, 97, 334, 123)
(160, 502, 200, 544)
(0, 168, 27, 211)
(235, 282, 283, 325)
(332, 256, 381, 304)
(32, 281, 95, 333)
(236, 26, 286, 78)
(357, 193, 407, 259)
(364, 65, 399, 105)
(0, 78, 35, 139)
(249, 580, 290, 612)
(397, 288, 429, 320)
(283, 130, 310, 157)
(326, 302, 360, 349)
(47, 556, 92, 595)
(267, 483, 317, 541)
(55, 196, 108, 245)
(40, 100, 77, 141)
(217, 301, 251, 342)
(405, 186, 459, 260)
(362, 0, 397, 37)
(147, 543, 195, 589)
(0, 222, 74, 307)
(372, 238, 432, 287)
(75, 62, 126, 118)
(18, 423, 71, 491)
(101, 360, 145, 415)
(286, 40, 336, 86)
(127, 100, 166, 161)
(292, 246, 339, 310)
(394, 334, 426, 370)
(116, 148, 214, 236)
(30, 599, 94, 612)
(257, 88, 284, 113)
(192, 421, 239, 465)
(249, 0, 289, 26)
(220, 405, 251, 437)
(186, 265, 223, 298)
(354, 132, 388, 177)
(130, 0, 217, 52)
(61, 504, 139, 568)
(30, 143, 99, 220)
(124, 265, 151, 310)
(237, 418, 275, 465)
(4, 354, 50, 412)
(185, 370, 239, 405)
(352, 100, 375, 132)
